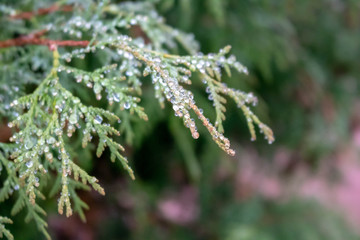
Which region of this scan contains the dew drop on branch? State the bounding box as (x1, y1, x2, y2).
(94, 115, 103, 124)
(26, 161, 33, 168)
(69, 113, 78, 125)
(124, 102, 131, 109)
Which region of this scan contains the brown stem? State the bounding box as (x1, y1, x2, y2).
(4, 4, 88, 50)
(10, 4, 73, 20)
(0, 32, 89, 49)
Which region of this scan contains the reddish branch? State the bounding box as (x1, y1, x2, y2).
(0, 37, 89, 48)
(10, 4, 73, 20)
(3, 4, 88, 50)
(0, 31, 89, 50)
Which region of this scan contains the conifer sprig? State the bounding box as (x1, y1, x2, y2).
(0, 217, 13, 240)
(0, 1, 274, 239)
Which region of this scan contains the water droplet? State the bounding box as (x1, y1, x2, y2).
(173, 105, 179, 111)
(90, 177, 97, 183)
(113, 93, 120, 102)
(46, 153, 53, 161)
(55, 128, 62, 136)
(24, 137, 36, 150)
(44, 146, 50, 153)
(80, 106, 87, 113)
(51, 89, 58, 96)
(26, 161, 33, 168)
(76, 76, 82, 83)
(69, 113, 78, 125)
(47, 137, 56, 145)
(124, 102, 131, 109)
(39, 138, 45, 146)
(192, 132, 199, 139)
(243, 67, 249, 75)
(94, 83, 102, 94)
(94, 115, 103, 124)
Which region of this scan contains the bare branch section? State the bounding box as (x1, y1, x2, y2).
(0, 32, 89, 49)
(1, 4, 86, 50)
(9, 4, 73, 20)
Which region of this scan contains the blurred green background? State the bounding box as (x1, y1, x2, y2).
(2, 0, 360, 239)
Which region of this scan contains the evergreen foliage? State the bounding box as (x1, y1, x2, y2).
(0, 1, 274, 239)
(163, 0, 360, 158)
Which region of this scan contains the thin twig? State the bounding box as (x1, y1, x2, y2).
(9, 4, 73, 20)
(0, 32, 89, 50)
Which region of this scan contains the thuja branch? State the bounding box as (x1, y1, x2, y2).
(0, 1, 275, 239)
